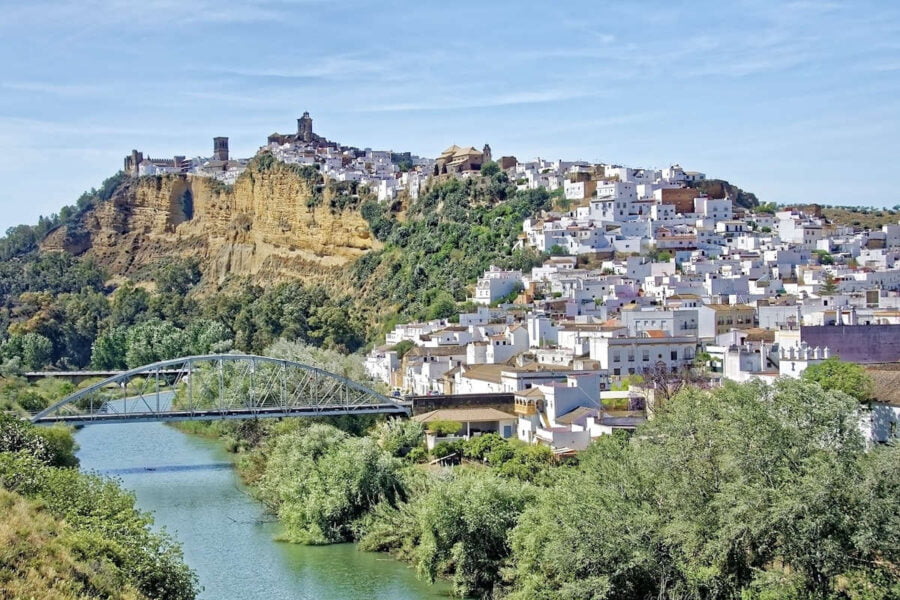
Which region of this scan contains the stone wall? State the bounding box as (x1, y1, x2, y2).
(801, 324, 900, 363)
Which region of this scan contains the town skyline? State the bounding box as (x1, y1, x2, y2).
(1, 0, 898, 230)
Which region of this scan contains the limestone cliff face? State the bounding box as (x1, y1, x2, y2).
(41, 161, 379, 285)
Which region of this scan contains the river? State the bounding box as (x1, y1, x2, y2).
(75, 420, 452, 600)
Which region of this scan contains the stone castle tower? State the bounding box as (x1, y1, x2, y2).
(213, 137, 229, 161)
(483, 144, 492, 164)
(297, 112, 314, 143)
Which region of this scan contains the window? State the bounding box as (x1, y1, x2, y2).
(671, 350, 678, 360)
(642, 351, 650, 361)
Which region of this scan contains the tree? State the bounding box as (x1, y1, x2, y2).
(414, 469, 534, 597)
(373, 418, 424, 458)
(391, 340, 415, 359)
(426, 420, 461, 436)
(820, 273, 839, 296)
(124, 319, 188, 368)
(154, 257, 201, 296)
(506, 379, 897, 600)
(253, 423, 403, 544)
(813, 249, 835, 265)
(425, 292, 457, 321)
(480, 161, 500, 177)
(7, 333, 54, 370)
(801, 357, 874, 402)
(91, 327, 128, 369)
(641, 361, 702, 404)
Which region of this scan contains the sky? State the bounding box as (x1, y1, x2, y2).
(0, 0, 898, 230)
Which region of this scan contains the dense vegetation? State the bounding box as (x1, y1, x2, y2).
(0, 256, 368, 384)
(0, 415, 198, 600)
(181, 364, 899, 600)
(354, 174, 550, 324)
(0, 172, 552, 377)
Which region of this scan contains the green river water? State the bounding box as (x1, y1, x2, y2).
(75, 421, 452, 600)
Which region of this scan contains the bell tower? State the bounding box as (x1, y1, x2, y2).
(297, 112, 314, 143)
(213, 137, 229, 161)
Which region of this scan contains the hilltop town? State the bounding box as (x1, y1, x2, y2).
(116, 112, 900, 453)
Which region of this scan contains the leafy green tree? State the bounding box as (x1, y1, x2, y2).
(253, 423, 403, 544)
(0, 452, 199, 599)
(425, 291, 457, 321)
(820, 273, 839, 296)
(426, 420, 462, 435)
(8, 332, 55, 370)
(497, 442, 554, 481)
(124, 319, 188, 368)
(91, 327, 128, 369)
(463, 432, 507, 461)
(391, 339, 415, 359)
(184, 319, 232, 355)
(506, 379, 894, 599)
(154, 257, 202, 295)
(109, 283, 151, 328)
(480, 161, 500, 177)
(414, 469, 534, 597)
(802, 357, 874, 402)
(373, 418, 424, 458)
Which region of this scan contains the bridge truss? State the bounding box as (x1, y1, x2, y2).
(30, 354, 409, 425)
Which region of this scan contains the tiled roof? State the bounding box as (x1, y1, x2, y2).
(555, 406, 599, 425)
(413, 408, 517, 423)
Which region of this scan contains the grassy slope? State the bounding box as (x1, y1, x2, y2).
(0, 488, 147, 600)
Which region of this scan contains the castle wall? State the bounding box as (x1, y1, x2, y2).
(800, 325, 900, 363)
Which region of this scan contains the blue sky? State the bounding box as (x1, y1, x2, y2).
(0, 0, 898, 230)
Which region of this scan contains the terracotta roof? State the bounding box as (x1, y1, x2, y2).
(645, 330, 668, 338)
(406, 345, 466, 358)
(704, 304, 756, 311)
(413, 408, 517, 424)
(744, 328, 776, 342)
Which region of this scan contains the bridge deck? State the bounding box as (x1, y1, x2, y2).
(32, 403, 410, 425)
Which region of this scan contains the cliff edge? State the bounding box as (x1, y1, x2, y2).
(41, 158, 380, 286)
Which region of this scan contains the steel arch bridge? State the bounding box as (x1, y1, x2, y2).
(30, 354, 410, 425)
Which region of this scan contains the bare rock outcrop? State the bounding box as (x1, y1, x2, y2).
(40, 160, 380, 286)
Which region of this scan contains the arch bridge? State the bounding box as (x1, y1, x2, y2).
(30, 354, 409, 425)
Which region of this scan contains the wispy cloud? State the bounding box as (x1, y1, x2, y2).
(209, 55, 395, 82)
(1, 0, 297, 29)
(356, 89, 605, 113)
(1, 81, 111, 97)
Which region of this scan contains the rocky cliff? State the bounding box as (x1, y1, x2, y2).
(41, 160, 380, 286)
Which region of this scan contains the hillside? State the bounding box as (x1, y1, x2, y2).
(0, 161, 548, 372)
(822, 206, 900, 230)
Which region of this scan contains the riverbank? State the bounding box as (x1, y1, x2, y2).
(171, 377, 900, 600)
(173, 416, 553, 599)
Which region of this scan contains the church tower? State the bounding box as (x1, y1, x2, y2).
(297, 112, 314, 143)
(213, 137, 229, 161)
(482, 143, 492, 164)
